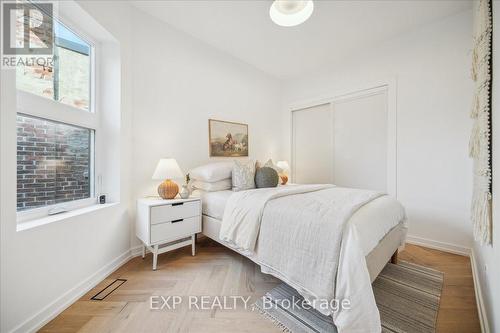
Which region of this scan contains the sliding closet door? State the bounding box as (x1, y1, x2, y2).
(292, 103, 334, 184)
(332, 90, 388, 192)
(292, 88, 392, 192)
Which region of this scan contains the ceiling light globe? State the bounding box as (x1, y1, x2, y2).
(270, 0, 314, 27)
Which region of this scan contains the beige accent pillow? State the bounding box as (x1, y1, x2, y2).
(232, 160, 256, 191)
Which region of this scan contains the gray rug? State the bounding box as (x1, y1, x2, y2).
(253, 262, 444, 333)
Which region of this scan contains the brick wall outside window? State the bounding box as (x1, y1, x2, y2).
(17, 115, 91, 211)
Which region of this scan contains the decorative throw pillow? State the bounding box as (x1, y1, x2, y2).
(255, 159, 278, 170)
(232, 160, 256, 191)
(255, 167, 279, 188)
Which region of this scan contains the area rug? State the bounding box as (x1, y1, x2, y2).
(253, 262, 444, 333)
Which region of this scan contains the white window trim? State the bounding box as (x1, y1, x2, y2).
(17, 91, 99, 129)
(16, 13, 101, 224)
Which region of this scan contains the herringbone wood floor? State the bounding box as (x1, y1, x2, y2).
(40, 240, 480, 333)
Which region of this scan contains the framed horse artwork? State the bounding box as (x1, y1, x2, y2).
(208, 119, 248, 157)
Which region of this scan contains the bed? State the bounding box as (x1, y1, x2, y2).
(194, 186, 407, 333)
(198, 189, 406, 281)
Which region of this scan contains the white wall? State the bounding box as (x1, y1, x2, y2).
(471, 2, 500, 331)
(0, 2, 134, 332)
(1, 2, 488, 332)
(130, 8, 284, 200)
(1, 2, 285, 332)
(283, 10, 474, 250)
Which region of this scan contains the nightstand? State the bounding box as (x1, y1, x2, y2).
(136, 197, 202, 270)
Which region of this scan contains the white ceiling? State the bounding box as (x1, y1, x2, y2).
(131, 0, 471, 79)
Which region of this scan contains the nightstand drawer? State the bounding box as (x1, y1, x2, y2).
(151, 216, 200, 243)
(150, 201, 200, 225)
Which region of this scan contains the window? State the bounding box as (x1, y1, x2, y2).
(17, 115, 93, 211)
(16, 21, 91, 111)
(16, 14, 97, 219)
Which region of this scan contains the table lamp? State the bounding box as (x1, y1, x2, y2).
(276, 160, 290, 185)
(152, 158, 184, 199)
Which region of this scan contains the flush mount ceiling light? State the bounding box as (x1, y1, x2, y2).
(269, 0, 314, 27)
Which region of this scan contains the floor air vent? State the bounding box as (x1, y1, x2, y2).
(91, 278, 127, 301)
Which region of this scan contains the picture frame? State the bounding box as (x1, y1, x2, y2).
(208, 119, 249, 157)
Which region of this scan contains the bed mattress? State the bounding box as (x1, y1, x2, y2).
(196, 190, 233, 220)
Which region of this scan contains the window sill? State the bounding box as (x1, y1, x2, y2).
(16, 202, 119, 232)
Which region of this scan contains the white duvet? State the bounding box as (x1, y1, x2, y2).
(219, 184, 406, 333)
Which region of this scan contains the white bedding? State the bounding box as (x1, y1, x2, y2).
(349, 195, 407, 256)
(220, 184, 334, 251)
(196, 190, 233, 220)
(218, 185, 406, 333)
(198, 189, 405, 257)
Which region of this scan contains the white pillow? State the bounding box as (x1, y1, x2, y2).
(191, 179, 231, 192)
(232, 160, 256, 191)
(189, 162, 233, 183)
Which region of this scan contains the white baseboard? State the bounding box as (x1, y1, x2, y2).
(130, 244, 154, 257)
(406, 234, 471, 256)
(130, 244, 144, 257)
(470, 248, 491, 333)
(10, 248, 135, 333)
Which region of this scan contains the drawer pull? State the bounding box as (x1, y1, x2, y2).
(172, 219, 184, 223)
(172, 202, 184, 206)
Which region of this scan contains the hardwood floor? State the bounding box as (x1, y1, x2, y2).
(40, 240, 481, 333)
(399, 244, 481, 333)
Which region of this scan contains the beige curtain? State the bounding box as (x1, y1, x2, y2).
(470, 0, 493, 245)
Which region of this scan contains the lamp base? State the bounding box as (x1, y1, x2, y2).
(158, 179, 179, 199)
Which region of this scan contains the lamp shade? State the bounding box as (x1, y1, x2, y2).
(152, 158, 184, 180)
(276, 160, 290, 173)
